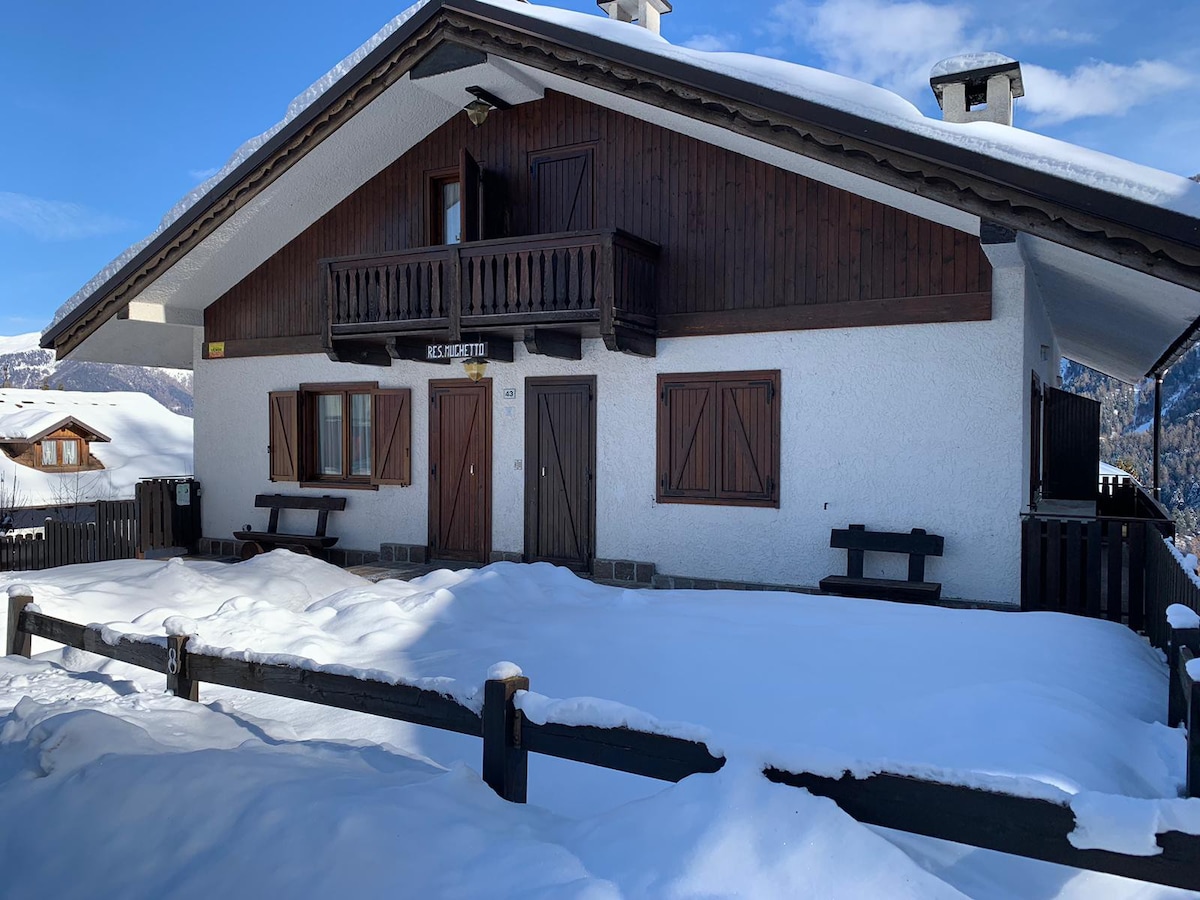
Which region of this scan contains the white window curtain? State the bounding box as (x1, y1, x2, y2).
(317, 395, 343, 476)
(350, 394, 371, 476)
(61, 440, 78, 466)
(41, 441, 57, 467)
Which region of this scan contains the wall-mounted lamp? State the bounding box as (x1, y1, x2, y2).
(464, 99, 491, 127)
(463, 358, 488, 382)
(463, 85, 512, 127)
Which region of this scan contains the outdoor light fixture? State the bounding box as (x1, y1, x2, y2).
(463, 358, 488, 382)
(464, 99, 491, 127)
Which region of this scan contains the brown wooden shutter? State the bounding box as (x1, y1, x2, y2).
(371, 388, 412, 485)
(717, 374, 779, 505)
(268, 391, 300, 482)
(460, 148, 481, 243)
(531, 148, 593, 233)
(658, 377, 716, 499)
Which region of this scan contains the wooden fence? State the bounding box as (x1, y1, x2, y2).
(1020, 516, 1189, 636)
(7, 589, 1200, 892)
(0, 479, 199, 573)
(1146, 536, 1200, 651)
(0, 500, 137, 572)
(1168, 618, 1200, 798)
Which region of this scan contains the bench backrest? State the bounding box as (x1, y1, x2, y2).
(830, 525, 944, 582)
(254, 494, 346, 537)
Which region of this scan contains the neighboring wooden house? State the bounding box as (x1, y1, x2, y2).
(39, 0, 1200, 604)
(0, 389, 193, 508)
(0, 411, 109, 474)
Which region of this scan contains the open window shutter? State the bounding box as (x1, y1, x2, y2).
(1042, 387, 1100, 501)
(717, 376, 779, 505)
(658, 379, 715, 499)
(460, 148, 481, 243)
(371, 388, 411, 485)
(268, 391, 300, 482)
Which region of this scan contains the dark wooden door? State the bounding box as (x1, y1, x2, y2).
(429, 380, 491, 562)
(525, 377, 595, 571)
(1042, 386, 1100, 501)
(531, 147, 593, 233)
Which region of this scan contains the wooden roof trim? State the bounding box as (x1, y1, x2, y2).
(1, 416, 111, 445)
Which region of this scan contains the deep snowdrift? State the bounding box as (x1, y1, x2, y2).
(0, 555, 1193, 898)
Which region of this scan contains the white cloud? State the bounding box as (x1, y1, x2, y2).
(767, 0, 1002, 98)
(188, 166, 220, 182)
(1021, 60, 1193, 124)
(683, 33, 739, 52)
(0, 192, 130, 242)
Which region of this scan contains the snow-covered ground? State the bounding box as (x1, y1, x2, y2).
(0, 554, 1196, 898)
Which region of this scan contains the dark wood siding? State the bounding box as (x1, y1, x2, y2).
(205, 91, 991, 346)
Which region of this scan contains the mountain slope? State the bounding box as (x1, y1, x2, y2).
(0, 334, 192, 416)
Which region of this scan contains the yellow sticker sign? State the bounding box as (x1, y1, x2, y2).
(208, 342, 225, 359)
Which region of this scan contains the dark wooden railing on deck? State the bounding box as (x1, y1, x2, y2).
(324, 229, 659, 340)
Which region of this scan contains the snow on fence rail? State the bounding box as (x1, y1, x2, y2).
(6, 588, 1200, 892)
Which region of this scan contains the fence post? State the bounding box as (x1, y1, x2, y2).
(6, 587, 33, 658)
(1190, 673, 1200, 799)
(482, 672, 529, 803)
(165, 634, 198, 702)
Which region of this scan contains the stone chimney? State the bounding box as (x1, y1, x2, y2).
(597, 0, 672, 35)
(930, 53, 1024, 126)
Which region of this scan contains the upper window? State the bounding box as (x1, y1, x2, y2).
(268, 383, 411, 488)
(39, 438, 81, 469)
(431, 175, 462, 245)
(656, 371, 780, 507)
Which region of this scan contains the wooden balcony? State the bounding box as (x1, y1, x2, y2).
(323, 229, 659, 356)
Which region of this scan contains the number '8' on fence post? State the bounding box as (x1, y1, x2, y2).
(165, 634, 199, 702)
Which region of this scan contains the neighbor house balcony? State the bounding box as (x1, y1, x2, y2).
(323, 229, 659, 356)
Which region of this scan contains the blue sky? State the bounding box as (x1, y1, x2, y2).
(2, 0, 1198, 337)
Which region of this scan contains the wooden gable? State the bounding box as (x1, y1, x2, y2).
(205, 91, 990, 352)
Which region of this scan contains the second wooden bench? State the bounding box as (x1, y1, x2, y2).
(820, 524, 945, 603)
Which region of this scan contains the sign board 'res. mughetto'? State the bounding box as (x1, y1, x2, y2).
(426, 341, 488, 360)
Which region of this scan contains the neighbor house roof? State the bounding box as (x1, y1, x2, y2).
(0, 389, 193, 507)
(41, 0, 1200, 382)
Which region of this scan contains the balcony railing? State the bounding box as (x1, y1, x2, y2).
(324, 229, 659, 341)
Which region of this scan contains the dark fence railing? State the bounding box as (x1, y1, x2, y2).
(325, 229, 659, 338)
(1167, 616, 1200, 798)
(8, 589, 1199, 892)
(1097, 475, 1175, 527)
(0, 479, 199, 573)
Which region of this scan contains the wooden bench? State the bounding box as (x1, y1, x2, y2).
(820, 524, 945, 603)
(234, 494, 346, 560)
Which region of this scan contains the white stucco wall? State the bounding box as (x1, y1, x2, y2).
(195, 262, 1030, 605)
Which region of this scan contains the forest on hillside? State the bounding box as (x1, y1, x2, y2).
(1063, 343, 1200, 540)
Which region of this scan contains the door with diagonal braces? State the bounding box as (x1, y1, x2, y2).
(525, 377, 595, 572)
(429, 380, 491, 562)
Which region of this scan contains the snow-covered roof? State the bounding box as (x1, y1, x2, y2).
(0, 389, 192, 506)
(40, 0, 1200, 382)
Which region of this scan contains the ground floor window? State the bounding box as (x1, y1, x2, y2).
(657, 370, 780, 507)
(268, 383, 411, 488)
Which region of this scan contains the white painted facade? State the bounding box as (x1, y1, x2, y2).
(195, 252, 1035, 605)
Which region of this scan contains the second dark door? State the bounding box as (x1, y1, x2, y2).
(429, 380, 491, 562)
(525, 377, 595, 571)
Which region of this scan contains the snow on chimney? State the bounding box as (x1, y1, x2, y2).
(597, 0, 672, 34)
(930, 53, 1024, 126)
